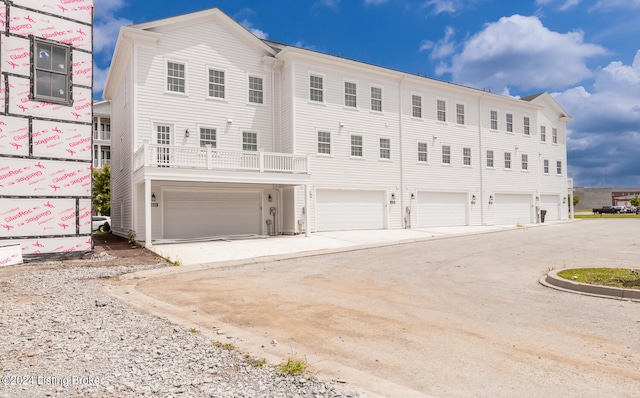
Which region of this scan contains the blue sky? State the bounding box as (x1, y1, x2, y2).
(93, 0, 640, 188)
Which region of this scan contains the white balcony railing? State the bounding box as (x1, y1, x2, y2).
(134, 144, 310, 174)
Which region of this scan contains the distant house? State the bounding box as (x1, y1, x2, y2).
(93, 101, 111, 169)
(0, 0, 94, 260)
(103, 8, 572, 248)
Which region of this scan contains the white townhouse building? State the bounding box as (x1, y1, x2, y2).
(0, 0, 94, 261)
(93, 100, 111, 169)
(103, 8, 572, 248)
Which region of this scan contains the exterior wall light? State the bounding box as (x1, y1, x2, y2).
(471, 194, 476, 204)
(227, 118, 233, 124)
(268, 194, 273, 202)
(184, 129, 189, 137)
(151, 193, 156, 202)
(489, 195, 493, 204)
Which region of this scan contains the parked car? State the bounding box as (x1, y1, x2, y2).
(592, 206, 619, 214)
(92, 216, 111, 232)
(613, 206, 625, 213)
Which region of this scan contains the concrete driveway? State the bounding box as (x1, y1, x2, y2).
(109, 220, 640, 397)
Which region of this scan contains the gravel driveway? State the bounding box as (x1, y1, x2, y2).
(124, 220, 640, 397)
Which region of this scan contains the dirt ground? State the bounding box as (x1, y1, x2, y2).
(111, 220, 640, 398)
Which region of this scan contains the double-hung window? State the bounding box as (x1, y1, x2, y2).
(412, 95, 422, 118)
(456, 103, 465, 125)
(544, 159, 550, 174)
(506, 113, 513, 132)
(463, 147, 471, 166)
(34, 38, 71, 103)
(345, 81, 357, 108)
(521, 154, 528, 171)
(486, 150, 494, 168)
(167, 61, 185, 93)
(242, 131, 258, 151)
(310, 75, 323, 102)
(371, 86, 382, 112)
(442, 145, 451, 164)
(418, 142, 428, 163)
(208, 69, 225, 99)
(248, 76, 263, 104)
(490, 110, 498, 130)
(556, 161, 562, 175)
(504, 152, 511, 169)
(200, 128, 216, 148)
(318, 131, 331, 154)
(540, 126, 546, 142)
(552, 128, 558, 144)
(437, 100, 446, 122)
(379, 138, 390, 159)
(523, 117, 530, 135)
(350, 135, 363, 157)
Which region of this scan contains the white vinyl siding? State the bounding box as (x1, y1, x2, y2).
(371, 86, 382, 112)
(166, 61, 185, 93)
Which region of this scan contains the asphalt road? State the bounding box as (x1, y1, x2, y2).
(118, 220, 640, 397)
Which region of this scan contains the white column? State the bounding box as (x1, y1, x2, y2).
(305, 184, 310, 237)
(144, 178, 152, 248)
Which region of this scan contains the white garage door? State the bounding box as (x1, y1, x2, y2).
(163, 190, 261, 239)
(540, 195, 560, 221)
(417, 192, 467, 227)
(495, 194, 532, 225)
(316, 189, 385, 231)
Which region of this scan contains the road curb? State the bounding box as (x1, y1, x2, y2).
(540, 269, 640, 302)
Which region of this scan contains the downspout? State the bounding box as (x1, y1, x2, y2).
(398, 76, 405, 228)
(477, 94, 485, 225)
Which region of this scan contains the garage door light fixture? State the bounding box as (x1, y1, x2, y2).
(151, 193, 156, 202)
(489, 195, 493, 204)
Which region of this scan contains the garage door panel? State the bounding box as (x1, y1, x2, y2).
(417, 192, 467, 227)
(316, 190, 385, 232)
(495, 194, 532, 225)
(163, 191, 261, 239)
(540, 195, 559, 221)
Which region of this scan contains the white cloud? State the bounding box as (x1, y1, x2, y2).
(240, 20, 269, 39)
(423, 0, 456, 15)
(435, 15, 607, 92)
(364, 0, 387, 4)
(593, 0, 640, 10)
(535, 0, 582, 10)
(94, 16, 132, 54)
(421, 26, 456, 59)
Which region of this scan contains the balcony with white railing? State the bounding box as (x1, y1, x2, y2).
(134, 144, 310, 175)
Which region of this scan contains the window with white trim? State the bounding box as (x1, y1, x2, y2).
(200, 128, 216, 148)
(521, 153, 528, 170)
(167, 61, 185, 93)
(490, 110, 498, 130)
(412, 95, 422, 118)
(524, 116, 530, 135)
(456, 103, 465, 125)
(248, 76, 263, 104)
(418, 142, 428, 162)
(345, 81, 357, 108)
(540, 126, 546, 142)
(442, 145, 451, 164)
(486, 150, 494, 168)
(504, 152, 511, 169)
(318, 131, 331, 154)
(379, 137, 390, 159)
(552, 127, 558, 144)
(350, 135, 363, 157)
(544, 159, 549, 174)
(33, 38, 71, 103)
(437, 99, 446, 122)
(242, 131, 258, 151)
(556, 160, 562, 175)
(371, 86, 382, 112)
(463, 147, 471, 166)
(310, 75, 323, 102)
(506, 113, 513, 132)
(208, 69, 225, 99)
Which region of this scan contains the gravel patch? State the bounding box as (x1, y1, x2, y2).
(0, 256, 361, 398)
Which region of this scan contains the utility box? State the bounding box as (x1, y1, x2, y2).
(0, 0, 94, 260)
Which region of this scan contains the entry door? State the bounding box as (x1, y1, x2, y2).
(156, 125, 171, 166)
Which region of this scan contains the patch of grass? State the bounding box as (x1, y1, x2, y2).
(276, 357, 310, 377)
(213, 341, 236, 351)
(244, 354, 267, 368)
(557, 268, 640, 289)
(575, 214, 640, 219)
(188, 327, 198, 333)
